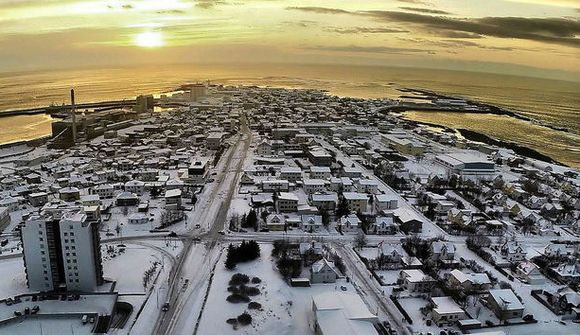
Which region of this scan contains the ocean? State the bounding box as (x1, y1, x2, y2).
(0, 63, 578, 166)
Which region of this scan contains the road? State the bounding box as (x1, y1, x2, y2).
(152, 114, 252, 335)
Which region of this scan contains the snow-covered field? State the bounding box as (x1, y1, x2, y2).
(197, 243, 356, 335)
(0, 257, 29, 300)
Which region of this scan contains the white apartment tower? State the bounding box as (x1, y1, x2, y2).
(21, 211, 104, 292)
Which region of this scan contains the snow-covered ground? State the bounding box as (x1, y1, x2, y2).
(197, 243, 356, 335)
(0, 257, 29, 300)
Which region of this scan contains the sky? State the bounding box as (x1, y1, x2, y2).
(0, 0, 578, 79)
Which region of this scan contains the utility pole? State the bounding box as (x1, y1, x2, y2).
(70, 89, 77, 144)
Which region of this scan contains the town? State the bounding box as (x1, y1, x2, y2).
(0, 84, 578, 335)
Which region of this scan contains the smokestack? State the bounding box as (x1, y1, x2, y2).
(71, 89, 77, 144)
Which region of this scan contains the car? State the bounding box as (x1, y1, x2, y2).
(31, 305, 39, 314)
(24, 307, 30, 315)
(89, 317, 95, 323)
(218, 231, 225, 235)
(82, 315, 88, 324)
(162, 302, 170, 312)
(14, 311, 22, 316)
(340, 286, 347, 291)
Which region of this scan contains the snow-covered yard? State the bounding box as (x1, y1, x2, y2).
(197, 243, 356, 335)
(0, 257, 29, 300)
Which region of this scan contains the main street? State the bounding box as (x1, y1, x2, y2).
(152, 114, 252, 335)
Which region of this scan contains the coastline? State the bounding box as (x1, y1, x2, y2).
(400, 88, 574, 135)
(402, 117, 564, 166)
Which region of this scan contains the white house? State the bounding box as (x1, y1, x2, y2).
(338, 214, 360, 232)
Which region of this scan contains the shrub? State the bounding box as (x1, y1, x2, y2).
(248, 302, 262, 310)
(226, 318, 238, 325)
(251, 277, 262, 284)
(237, 312, 252, 325)
(226, 293, 250, 303)
(229, 273, 250, 286)
(240, 285, 260, 296)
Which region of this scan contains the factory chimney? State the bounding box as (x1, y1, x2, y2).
(70, 89, 77, 144)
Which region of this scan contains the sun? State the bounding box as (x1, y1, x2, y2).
(134, 31, 164, 48)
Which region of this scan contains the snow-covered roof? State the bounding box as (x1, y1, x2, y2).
(279, 192, 299, 202)
(343, 192, 368, 201)
(488, 289, 524, 310)
(431, 296, 465, 315)
(449, 269, 490, 285)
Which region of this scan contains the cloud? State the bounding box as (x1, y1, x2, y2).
(303, 45, 435, 55)
(324, 27, 409, 34)
(285, 6, 351, 15)
(399, 7, 453, 15)
(396, 0, 430, 4)
(361, 11, 580, 48)
(195, 0, 226, 9)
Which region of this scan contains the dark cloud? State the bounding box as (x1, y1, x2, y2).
(303, 45, 435, 55)
(399, 7, 452, 15)
(285, 6, 351, 15)
(324, 27, 409, 34)
(285, 6, 580, 48)
(195, 0, 226, 9)
(362, 11, 580, 48)
(157, 9, 187, 15)
(397, 0, 429, 4)
(438, 31, 483, 39)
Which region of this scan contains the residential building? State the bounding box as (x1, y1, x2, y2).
(312, 292, 378, 335)
(342, 192, 368, 213)
(448, 269, 491, 292)
(430, 296, 466, 326)
(278, 192, 299, 212)
(310, 166, 331, 180)
(21, 212, 103, 292)
(280, 167, 302, 183)
(303, 179, 327, 194)
(486, 289, 524, 320)
(399, 269, 436, 292)
(338, 214, 360, 232)
(310, 259, 340, 284)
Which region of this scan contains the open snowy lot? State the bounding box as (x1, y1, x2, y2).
(197, 243, 356, 335)
(0, 257, 29, 300)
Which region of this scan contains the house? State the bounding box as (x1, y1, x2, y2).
(329, 177, 354, 192)
(80, 194, 100, 207)
(552, 262, 580, 283)
(29, 192, 49, 207)
(312, 292, 378, 335)
(261, 180, 290, 193)
(544, 243, 571, 257)
(303, 179, 327, 195)
(127, 212, 149, 225)
(278, 192, 299, 212)
(447, 208, 472, 226)
(430, 242, 456, 262)
(125, 180, 145, 195)
(300, 241, 324, 265)
(430, 296, 466, 326)
(515, 261, 545, 285)
(93, 184, 114, 199)
(164, 189, 182, 209)
(301, 215, 323, 232)
(310, 166, 331, 180)
(374, 194, 398, 212)
(256, 140, 272, 156)
(342, 192, 368, 213)
(448, 269, 491, 292)
(116, 192, 139, 206)
(555, 287, 580, 313)
(399, 269, 436, 292)
(342, 166, 363, 179)
(500, 241, 526, 262)
(311, 193, 338, 211)
(0, 196, 19, 212)
(279, 167, 302, 183)
(393, 208, 423, 233)
(338, 214, 360, 232)
(357, 179, 378, 194)
(59, 187, 80, 202)
(310, 259, 340, 284)
(377, 243, 404, 263)
(371, 216, 397, 235)
(265, 214, 286, 231)
(486, 289, 524, 320)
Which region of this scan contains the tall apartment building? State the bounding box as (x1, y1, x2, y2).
(21, 211, 104, 292)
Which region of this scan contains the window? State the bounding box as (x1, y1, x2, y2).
(70, 232, 74, 236)
(63, 232, 68, 236)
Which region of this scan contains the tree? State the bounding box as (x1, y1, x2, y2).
(368, 194, 374, 214)
(243, 209, 258, 231)
(321, 210, 330, 228)
(225, 244, 236, 270)
(150, 187, 160, 198)
(354, 231, 367, 250)
(336, 197, 349, 218)
(191, 193, 198, 206)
